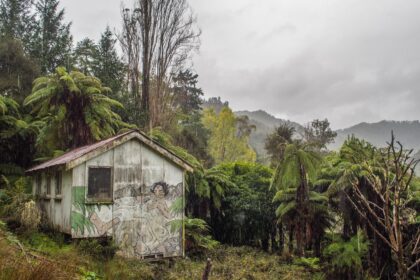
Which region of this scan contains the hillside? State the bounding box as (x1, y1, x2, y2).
(235, 110, 303, 162)
(329, 120, 420, 151)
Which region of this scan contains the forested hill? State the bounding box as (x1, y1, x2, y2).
(234, 110, 303, 162)
(329, 120, 420, 151)
(234, 110, 420, 162)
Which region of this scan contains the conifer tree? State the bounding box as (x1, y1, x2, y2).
(30, 0, 72, 74)
(0, 0, 34, 39)
(93, 26, 125, 95)
(73, 38, 97, 75)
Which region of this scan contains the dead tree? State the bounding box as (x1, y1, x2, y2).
(345, 133, 420, 280)
(119, 0, 200, 131)
(119, 6, 141, 106)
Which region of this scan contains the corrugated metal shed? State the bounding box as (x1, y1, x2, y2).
(26, 130, 193, 173)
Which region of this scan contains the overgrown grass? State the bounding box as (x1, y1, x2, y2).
(0, 221, 316, 280)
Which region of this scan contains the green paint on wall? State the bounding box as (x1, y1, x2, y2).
(71, 186, 95, 235)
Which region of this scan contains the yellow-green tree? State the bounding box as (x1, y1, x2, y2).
(202, 107, 256, 164)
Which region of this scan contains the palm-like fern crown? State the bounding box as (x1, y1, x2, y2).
(24, 67, 129, 151)
(271, 142, 322, 191)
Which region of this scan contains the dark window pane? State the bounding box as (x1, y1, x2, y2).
(55, 172, 62, 195)
(46, 176, 51, 194)
(88, 167, 112, 200)
(36, 175, 42, 195)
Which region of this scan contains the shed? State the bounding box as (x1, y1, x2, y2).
(26, 130, 193, 259)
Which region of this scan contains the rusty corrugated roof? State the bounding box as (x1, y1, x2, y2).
(25, 129, 194, 173)
(26, 131, 134, 173)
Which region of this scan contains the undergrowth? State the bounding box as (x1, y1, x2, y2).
(0, 220, 315, 280)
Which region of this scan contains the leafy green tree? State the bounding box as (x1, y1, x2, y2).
(202, 107, 256, 164)
(30, 0, 72, 74)
(0, 95, 42, 176)
(0, 38, 39, 102)
(207, 162, 277, 251)
(264, 123, 295, 167)
(175, 111, 213, 167)
(24, 67, 129, 154)
(271, 142, 322, 256)
(304, 119, 337, 150)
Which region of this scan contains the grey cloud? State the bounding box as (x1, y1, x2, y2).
(61, 0, 420, 129)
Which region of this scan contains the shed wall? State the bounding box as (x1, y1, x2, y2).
(69, 139, 184, 258)
(32, 169, 72, 234)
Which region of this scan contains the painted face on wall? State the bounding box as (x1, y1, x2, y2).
(154, 184, 165, 198)
(150, 181, 168, 198)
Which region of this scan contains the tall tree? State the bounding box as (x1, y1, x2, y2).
(24, 67, 129, 153)
(93, 26, 125, 95)
(0, 0, 35, 45)
(120, 0, 200, 130)
(0, 38, 39, 102)
(172, 69, 203, 115)
(271, 142, 322, 256)
(30, 0, 72, 74)
(73, 38, 97, 75)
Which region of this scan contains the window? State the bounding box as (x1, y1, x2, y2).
(55, 172, 62, 195)
(36, 175, 42, 195)
(87, 167, 112, 201)
(46, 176, 51, 195)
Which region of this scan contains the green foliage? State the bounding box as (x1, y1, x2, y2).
(323, 230, 369, 278)
(0, 38, 39, 102)
(183, 217, 219, 253)
(303, 119, 337, 150)
(210, 162, 276, 249)
(77, 238, 117, 260)
(264, 123, 295, 167)
(0, 176, 31, 221)
(271, 142, 322, 191)
(202, 107, 256, 164)
(30, 0, 72, 73)
(93, 26, 125, 96)
(74, 38, 98, 75)
(25, 67, 132, 153)
(293, 257, 320, 270)
(80, 269, 99, 280)
(0, 0, 35, 44)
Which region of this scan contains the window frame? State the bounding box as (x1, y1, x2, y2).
(86, 166, 113, 203)
(55, 171, 62, 199)
(46, 175, 51, 196)
(35, 174, 42, 196)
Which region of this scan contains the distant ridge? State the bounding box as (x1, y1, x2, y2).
(329, 120, 420, 151)
(201, 97, 420, 165)
(234, 110, 303, 162)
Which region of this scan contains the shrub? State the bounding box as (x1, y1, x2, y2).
(323, 230, 369, 279)
(20, 200, 41, 231)
(77, 238, 118, 260)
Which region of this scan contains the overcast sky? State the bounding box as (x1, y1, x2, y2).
(61, 0, 420, 129)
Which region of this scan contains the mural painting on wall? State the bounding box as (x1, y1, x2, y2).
(113, 181, 183, 258)
(71, 186, 120, 237)
(70, 181, 183, 258)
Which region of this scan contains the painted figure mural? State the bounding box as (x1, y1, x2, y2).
(71, 181, 183, 258)
(113, 181, 183, 258)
